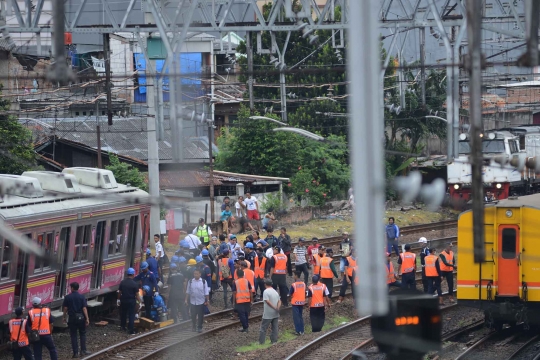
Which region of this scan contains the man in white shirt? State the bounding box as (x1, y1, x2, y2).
(154, 234, 164, 278)
(228, 235, 242, 260)
(185, 269, 209, 333)
(244, 192, 259, 221)
(235, 196, 246, 218)
(184, 234, 202, 252)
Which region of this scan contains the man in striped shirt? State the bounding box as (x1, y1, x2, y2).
(293, 238, 309, 285)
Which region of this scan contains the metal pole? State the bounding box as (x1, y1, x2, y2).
(349, 0, 387, 316)
(420, 27, 426, 108)
(208, 117, 215, 224)
(96, 101, 102, 168)
(280, 69, 287, 122)
(467, 0, 485, 263)
(103, 34, 113, 126)
(247, 31, 254, 111)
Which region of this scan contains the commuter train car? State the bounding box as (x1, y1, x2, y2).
(0, 168, 150, 338)
(457, 194, 540, 329)
(448, 126, 540, 202)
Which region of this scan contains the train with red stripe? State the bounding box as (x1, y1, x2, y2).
(0, 168, 149, 339)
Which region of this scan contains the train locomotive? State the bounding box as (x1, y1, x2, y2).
(0, 167, 150, 340)
(448, 126, 540, 202)
(457, 193, 540, 329)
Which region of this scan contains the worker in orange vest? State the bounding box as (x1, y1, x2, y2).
(312, 245, 325, 276)
(307, 275, 330, 332)
(425, 248, 444, 305)
(439, 242, 456, 303)
(338, 248, 358, 303)
(27, 297, 58, 360)
(270, 246, 289, 306)
(254, 248, 268, 301)
(288, 271, 306, 335)
(240, 261, 256, 295)
(386, 252, 401, 288)
(9, 307, 33, 360)
(398, 244, 417, 290)
(319, 248, 338, 298)
(233, 269, 253, 332)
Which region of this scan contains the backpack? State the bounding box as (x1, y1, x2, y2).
(220, 259, 231, 279)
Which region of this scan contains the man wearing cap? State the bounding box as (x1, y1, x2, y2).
(419, 237, 430, 293)
(193, 218, 212, 246)
(279, 227, 293, 276)
(398, 244, 417, 290)
(254, 247, 268, 301)
(244, 242, 256, 270)
(118, 268, 139, 333)
(63, 282, 90, 357)
(168, 262, 188, 323)
(9, 307, 32, 360)
(307, 238, 321, 267)
(270, 246, 289, 306)
(28, 297, 58, 360)
(319, 248, 339, 297)
(145, 249, 160, 281)
(201, 249, 216, 296)
(218, 250, 235, 308)
(440, 242, 456, 303)
(259, 278, 281, 345)
(307, 275, 330, 332)
(293, 238, 309, 285)
(386, 253, 401, 288)
(134, 261, 158, 318)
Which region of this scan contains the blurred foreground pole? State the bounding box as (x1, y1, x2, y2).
(467, 0, 485, 263)
(349, 0, 387, 315)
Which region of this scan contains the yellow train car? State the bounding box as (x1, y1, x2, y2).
(457, 194, 540, 330)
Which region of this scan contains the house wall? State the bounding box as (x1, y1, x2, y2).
(110, 35, 134, 103)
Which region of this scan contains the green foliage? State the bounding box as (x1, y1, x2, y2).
(261, 193, 285, 213)
(105, 154, 148, 191)
(0, 91, 37, 174)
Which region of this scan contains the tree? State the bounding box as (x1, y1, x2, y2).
(105, 154, 148, 191)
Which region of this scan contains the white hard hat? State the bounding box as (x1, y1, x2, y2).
(418, 237, 427, 243)
(32, 297, 42, 305)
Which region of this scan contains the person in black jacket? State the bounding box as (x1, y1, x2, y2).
(62, 282, 90, 357)
(279, 227, 292, 276)
(118, 268, 139, 334)
(168, 263, 188, 322)
(418, 237, 430, 293)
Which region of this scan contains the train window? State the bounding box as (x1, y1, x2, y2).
(74, 225, 91, 263)
(108, 220, 125, 257)
(35, 232, 53, 273)
(501, 228, 517, 259)
(1, 237, 12, 279)
(508, 140, 519, 154)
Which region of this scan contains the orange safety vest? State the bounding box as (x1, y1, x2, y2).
(29, 308, 51, 335)
(235, 278, 251, 304)
(234, 269, 239, 280)
(219, 258, 232, 280)
(386, 262, 395, 284)
(9, 318, 29, 347)
(273, 254, 287, 274)
(425, 255, 439, 277)
(320, 257, 333, 278)
(440, 251, 454, 272)
(308, 283, 327, 308)
(291, 281, 306, 305)
(400, 252, 416, 274)
(245, 260, 251, 269)
(254, 257, 267, 279)
(313, 253, 322, 274)
(243, 268, 256, 293)
(346, 256, 359, 285)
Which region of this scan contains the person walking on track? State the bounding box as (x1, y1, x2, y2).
(27, 297, 58, 360)
(439, 242, 456, 303)
(386, 253, 401, 288)
(319, 248, 338, 297)
(185, 269, 210, 333)
(289, 272, 306, 335)
(398, 244, 417, 290)
(307, 275, 330, 333)
(419, 237, 430, 293)
(259, 279, 281, 345)
(254, 247, 268, 301)
(338, 248, 357, 303)
(269, 246, 289, 306)
(167, 263, 188, 323)
(292, 238, 309, 285)
(425, 248, 444, 305)
(312, 245, 325, 276)
(218, 249, 235, 308)
(9, 307, 33, 360)
(279, 227, 293, 276)
(62, 282, 90, 357)
(385, 217, 400, 256)
(233, 269, 253, 332)
(118, 268, 139, 333)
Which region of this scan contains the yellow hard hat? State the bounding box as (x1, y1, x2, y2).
(188, 259, 197, 265)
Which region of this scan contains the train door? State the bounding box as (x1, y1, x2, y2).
(55, 227, 71, 298)
(14, 233, 31, 307)
(126, 216, 139, 267)
(91, 221, 106, 289)
(498, 225, 520, 296)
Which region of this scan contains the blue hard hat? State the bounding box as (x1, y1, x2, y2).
(127, 268, 135, 275)
(140, 261, 149, 270)
(171, 255, 179, 263)
(201, 249, 209, 256)
(178, 256, 187, 263)
(245, 242, 254, 249)
(195, 255, 203, 263)
(230, 234, 237, 239)
(181, 240, 190, 248)
(142, 285, 151, 293)
(170, 262, 178, 269)
(146, 249, 151, 255)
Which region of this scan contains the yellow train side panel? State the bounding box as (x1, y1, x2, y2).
(520, 206, 540, 301)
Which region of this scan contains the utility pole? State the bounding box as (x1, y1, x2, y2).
(208, 116, 215, 223)
(467, 0, 485, 263)
(280, 63, 287, 122)
(420, 28, 426, 108)
(103, 34, 113, 126)
(247, 31, 254, 111)
(96, 101, 102, 168)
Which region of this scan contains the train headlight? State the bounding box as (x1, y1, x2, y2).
(453, 184, 460, 190)
(496, 183, 502, 189)
(506, 210, 513, 218)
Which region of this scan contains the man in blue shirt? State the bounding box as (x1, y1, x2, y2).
(134, 262, 158, 319)
(385, 217, 400, 256)
(145, 249, 160, 281)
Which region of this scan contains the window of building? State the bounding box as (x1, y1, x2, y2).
(35, 232, 53, 272)
(108, 220, 125, 256)
(0, 237, 12, 279)
(75, 112, 80, 116)
(74, 225, 91, 263)
(83, 112, 87, 116)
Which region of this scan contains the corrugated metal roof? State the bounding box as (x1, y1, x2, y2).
(157, 170, 255, 189)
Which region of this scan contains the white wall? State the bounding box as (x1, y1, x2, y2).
(110, 35, 134, 103)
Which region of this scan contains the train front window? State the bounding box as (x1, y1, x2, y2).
(458, 141, 470, 154)
(482, 139, 505, 153)
(508, 140, 519, 154)
(501, 228, 517, 259)
(1, 237, 12, 279)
